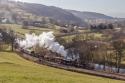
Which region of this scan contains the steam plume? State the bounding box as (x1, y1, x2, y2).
(17, 32, 67, 57)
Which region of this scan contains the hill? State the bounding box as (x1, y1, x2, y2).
(0, 0, 86, 26)
(0, 51, 124, 83)
(0, 0, 117, 26)
(69, 10, 113, 20)
(17, 3, 85, 26)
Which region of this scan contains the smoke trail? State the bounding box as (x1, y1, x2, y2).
(17, 32, 67, 57)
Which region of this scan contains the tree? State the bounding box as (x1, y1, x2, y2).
(56, 37, 67, 46)
(112, 40, 125, 73)
(9, 30, 16, 51)
(22, 21, 29, 29)
(70, 38, 94, 68)
(108, 24, 114, 29)
(0, 28, 16, 51)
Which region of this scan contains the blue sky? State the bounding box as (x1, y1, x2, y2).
(14, 0, 125, 18)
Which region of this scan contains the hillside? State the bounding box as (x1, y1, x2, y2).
(69, 10, 114, 20)
(0, 51, 124, 83)
(0, 0, 86, 26)
(17, 3, 85, 26)
(0, 0, 117, 26)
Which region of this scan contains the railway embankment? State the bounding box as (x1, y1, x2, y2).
(16, 50, 125, 81)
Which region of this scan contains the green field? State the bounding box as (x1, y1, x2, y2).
(0, 51, 124, 83)
(0, 24, 60, 37)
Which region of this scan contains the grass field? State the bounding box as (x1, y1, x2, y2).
(0, 24, 60, 37)
(0, 51, 124, 83)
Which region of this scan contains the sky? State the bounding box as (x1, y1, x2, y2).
(14, 0, 125, 18)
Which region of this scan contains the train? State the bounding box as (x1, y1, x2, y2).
(14, 42, 94, 69)
(19, 48, 80, 67)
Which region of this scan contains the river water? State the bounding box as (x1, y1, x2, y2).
(94, 64, 125, 73)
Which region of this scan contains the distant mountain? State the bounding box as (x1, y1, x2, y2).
(0, 0, 120, 26)
(68, 10, 114, 21)
(17, 2, 86, 26)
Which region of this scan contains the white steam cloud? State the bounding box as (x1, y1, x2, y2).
(17, 32, 67, 57)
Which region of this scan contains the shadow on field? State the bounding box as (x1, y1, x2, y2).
(0, 50, 13, 53)
(0, 62, 14, 65)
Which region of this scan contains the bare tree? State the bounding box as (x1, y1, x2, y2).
(112, 40, 125, 73)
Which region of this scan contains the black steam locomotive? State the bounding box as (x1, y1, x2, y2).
(19, 48, 79, 67)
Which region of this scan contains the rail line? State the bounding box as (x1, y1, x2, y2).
(16, 49, 125, 81)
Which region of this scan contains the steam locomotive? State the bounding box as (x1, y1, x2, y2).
(19, 48, 79, 67)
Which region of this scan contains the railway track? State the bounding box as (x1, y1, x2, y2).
(16, 50, 125, 81)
